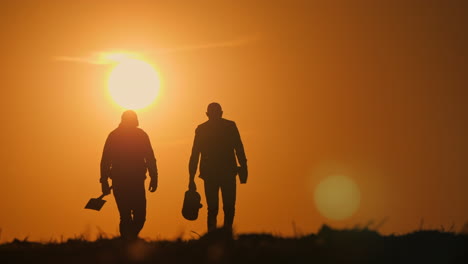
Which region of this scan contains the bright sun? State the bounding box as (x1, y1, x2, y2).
(107, 55, 160, 110)
(314, 175, 361, 220)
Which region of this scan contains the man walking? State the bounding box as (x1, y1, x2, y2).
(188, 103, 248, 232)
(100, 110, 158, 239)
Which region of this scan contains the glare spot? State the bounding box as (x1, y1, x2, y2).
(314, 175, 360, 220)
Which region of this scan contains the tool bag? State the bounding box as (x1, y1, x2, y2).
(182, 189, 203, 221)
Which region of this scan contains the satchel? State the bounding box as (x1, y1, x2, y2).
(182, 189, 203, 221)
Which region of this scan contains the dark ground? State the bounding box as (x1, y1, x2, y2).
(0, 225, 466, 264)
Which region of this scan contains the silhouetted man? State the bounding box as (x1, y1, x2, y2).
(100, 110, 158, 239)
(188, 103, 248, 232)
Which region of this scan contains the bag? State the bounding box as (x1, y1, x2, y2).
(182, 189, 203, 221)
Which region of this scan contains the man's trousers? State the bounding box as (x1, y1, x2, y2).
(203, 176, 236, 231)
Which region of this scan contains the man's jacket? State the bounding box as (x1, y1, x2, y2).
(100, 125, 157, 183)
(189, 118, 247, 180)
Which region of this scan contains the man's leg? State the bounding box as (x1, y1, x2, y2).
(204, 179, 220, 232)
(113, 183, 133, 239)
(221, 177, 237, 230)
(131, 180, 147, 238)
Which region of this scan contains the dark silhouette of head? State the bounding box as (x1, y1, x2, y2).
(120, 110, 139, 127)
(206, 102, 223, 120)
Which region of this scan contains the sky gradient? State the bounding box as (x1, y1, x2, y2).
(0, 0, 467, 242)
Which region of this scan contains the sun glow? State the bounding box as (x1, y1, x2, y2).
(314, 175, 361, 220)
(107, 54, 160, 110)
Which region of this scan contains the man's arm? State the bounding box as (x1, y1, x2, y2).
(143, 132, 158, 179)
(188, 127, 201, 190)
(233, 122, 248, 183)
(233, 123, 247, 167)
(143, 132, 158, 192)
(100, 134, 112, 194)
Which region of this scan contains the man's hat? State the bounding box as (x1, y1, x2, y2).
(121, 110, 139, 127)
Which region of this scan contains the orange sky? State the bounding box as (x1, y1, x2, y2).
(1, 1, 467, 242)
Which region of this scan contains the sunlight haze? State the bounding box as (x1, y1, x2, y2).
(107, 55, 160, 110)
(0, 1, 467, 242)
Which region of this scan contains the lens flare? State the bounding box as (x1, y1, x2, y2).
(314, 175, 361, 220)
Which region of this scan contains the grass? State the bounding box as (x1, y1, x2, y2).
(0, 225, 467, 264)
